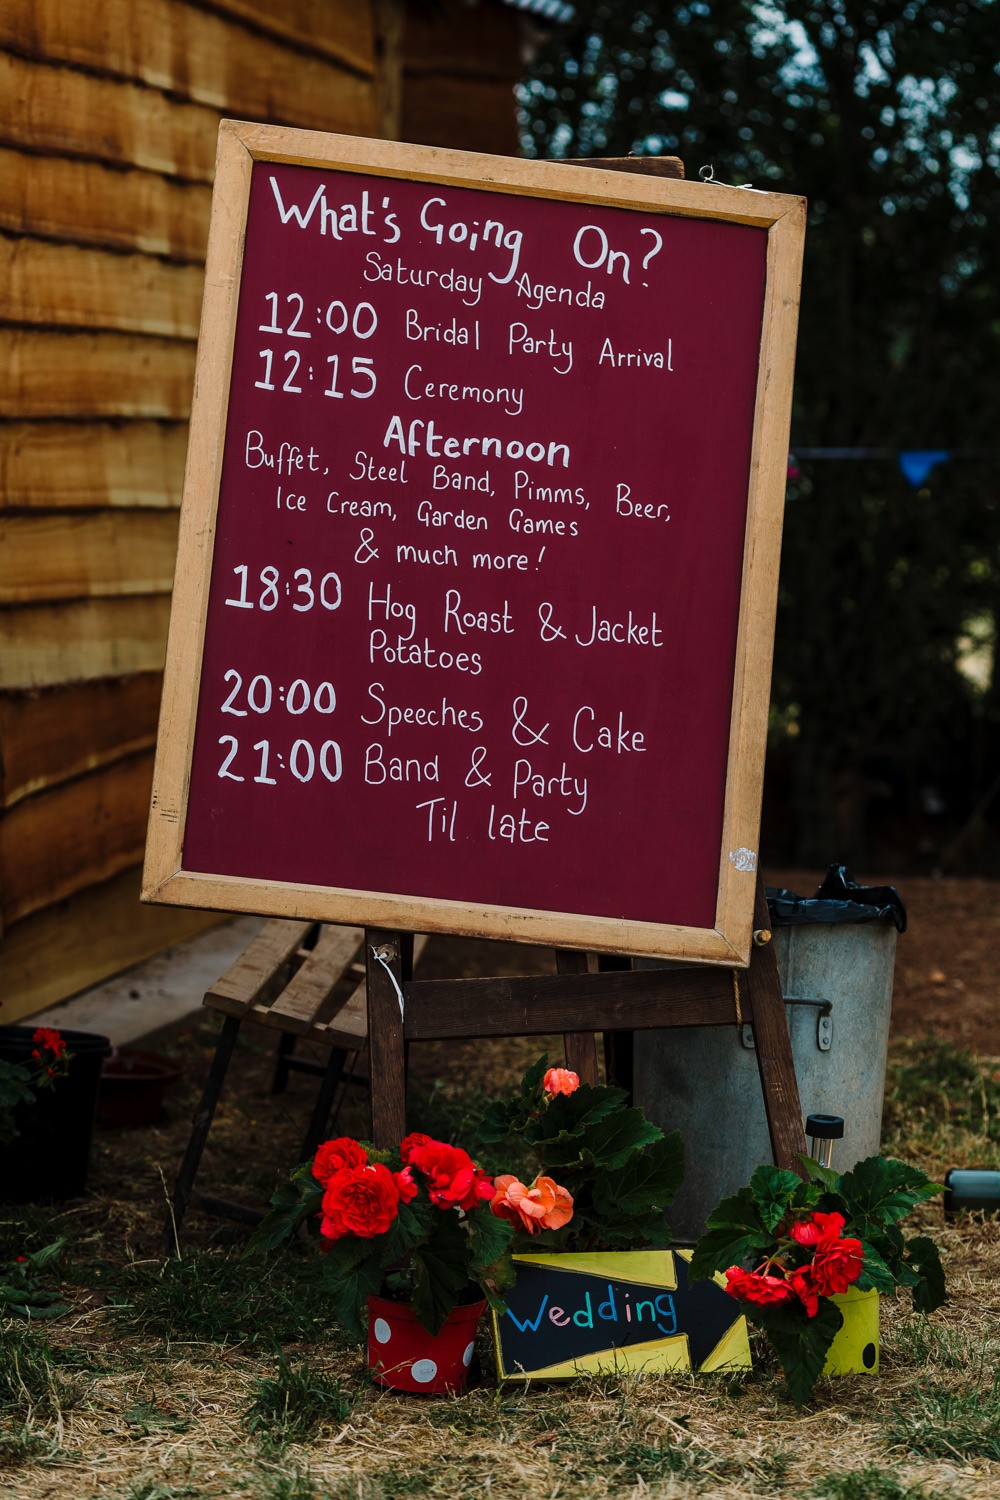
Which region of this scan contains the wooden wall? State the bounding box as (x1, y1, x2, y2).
(0, 0, 521, 1021)
(401, 2, 524, 155)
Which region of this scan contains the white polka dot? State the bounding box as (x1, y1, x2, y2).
(462, 1342, 475, 1367)
(373, 1318, 392, 1345)
(410, 1359, 438, 1384)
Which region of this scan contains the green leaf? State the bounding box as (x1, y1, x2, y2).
(527, 1128, 587, 1170)
(687, 1226, 774, 1282)
(838, 1156, 942, 1236)
(3, 1287, 62, 1306)
(800, 1156, 841, 1193)
(319, 1240, 383, 1339)
(22, 1301, 70, 1321)
(595, 1214, 674, 1249)
(0, 1074, 35, 1108)
(410, 1213, 470, 1336)
(526, 1083, 631, 1148)
(247, 1172, 323, 1254)
(854, 1239, 897, 1294)
(750, 1165, 810, 1231)
(479, 1056, 554, 1146)
(337, 1262, 386, 1341)
(466, 1204, 513, 1281)
(384, 1194, 434, 1258)
(865, 1218, 906, 1267)
(521, 1055, 549, 1096)
(703, 1183, 767, 1234)
(689, 1181, 778, 1280)
(591, 1131, 684, 1220)
(573, 1107, 663, 1172)
(748, 1295, 843, 1407)
(481, 1279, 512, 1316)
(26, 1238, 67, 1272)
(477, 1096, 531, 1145)
(905, 1235, 947, 1313)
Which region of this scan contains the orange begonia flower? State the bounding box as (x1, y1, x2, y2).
(490, 1173, 574, 1234)
(543, 1067, 580, 1096)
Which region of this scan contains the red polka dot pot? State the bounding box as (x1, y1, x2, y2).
(367, 1293, 486, 1394)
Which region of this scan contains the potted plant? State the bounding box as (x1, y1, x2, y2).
(0, 1027, 71, 1146)
(1, 1024, 111, 1203)
(250, 1124, 570, 1393)
(475, 1059, 712, 1381)
(688, 1155, 947, 1405)
(477, 1057, 683, 1253)
(251, 1057, 686, 1392)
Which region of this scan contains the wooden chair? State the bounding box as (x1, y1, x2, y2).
(163, 919, 601, 1248)
(164, 918, 393, 1247)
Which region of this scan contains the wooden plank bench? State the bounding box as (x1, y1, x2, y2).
(165, 918, 425, 1248)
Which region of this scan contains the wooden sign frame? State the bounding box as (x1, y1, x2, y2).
(143, 121, 805, 966)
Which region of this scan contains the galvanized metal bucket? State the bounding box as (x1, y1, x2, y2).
(633, 916, 898, 1243)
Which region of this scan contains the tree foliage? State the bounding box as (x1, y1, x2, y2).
(520, 2, 1000, 863)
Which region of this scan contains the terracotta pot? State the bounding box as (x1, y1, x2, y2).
(367, 1293, 485, 1394)
(823, 1286, 879, 1374)
(98, 1048, 183, 1129)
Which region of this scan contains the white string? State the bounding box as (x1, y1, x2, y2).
(371, 945, 405, 1021)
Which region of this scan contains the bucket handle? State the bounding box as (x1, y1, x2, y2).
(741, 994, 832, 1053)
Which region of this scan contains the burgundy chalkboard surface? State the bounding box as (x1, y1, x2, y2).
(143, 125, 805, 964)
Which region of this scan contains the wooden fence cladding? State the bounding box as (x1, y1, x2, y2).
(0, 0, 523, 1019)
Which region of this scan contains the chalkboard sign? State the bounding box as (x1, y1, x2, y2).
(143, 124, 805, 963)
(492, 1250, 750, 1381)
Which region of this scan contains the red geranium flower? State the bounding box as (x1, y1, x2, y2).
(319, 1162, 400, 1240)
(810, 1235, 864, 1295)
(399, 1132, 434, 1164)
(724, 1267, 796, 1306)
(788, 1265, 820, 1317)
(788, 1210, 847, 1248)
(458, 1166, 495, 1212)
(406, 1139, 479, 1208)
(312, 1137, 368, 1185)
(393, 1165, 418, 1203)
(31, 1027, 66, 1061)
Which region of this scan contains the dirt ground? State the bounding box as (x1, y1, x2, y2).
(866, 873, 1000, 1059)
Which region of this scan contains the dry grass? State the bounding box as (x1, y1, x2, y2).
(3, 1111, 997, 1499)
(4, 1275, 1000, 1500)
(3, 885, 1000, 1499)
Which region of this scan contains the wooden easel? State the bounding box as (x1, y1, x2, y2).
(364, 870, 806, 1169)
(145, 136, 810, 1217)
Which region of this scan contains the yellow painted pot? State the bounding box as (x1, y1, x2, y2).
(822, 1286, 879, 1374)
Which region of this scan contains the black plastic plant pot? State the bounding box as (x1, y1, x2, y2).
(0, 1026, 112, 1203)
